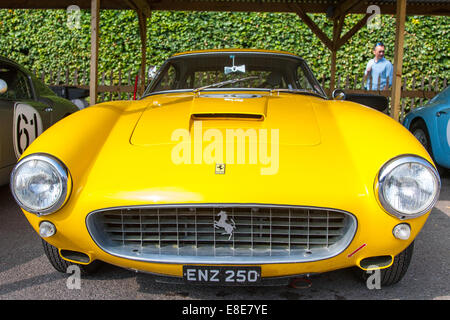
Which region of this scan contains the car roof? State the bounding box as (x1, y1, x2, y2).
(0, 56, 29, 73)
(172, 49, 302, 59)
(1, 55, 19, 64)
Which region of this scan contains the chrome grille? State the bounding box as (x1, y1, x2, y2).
(87, 205, 357, 264)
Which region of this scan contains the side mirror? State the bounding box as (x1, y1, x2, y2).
(0, 79, 7, 94)
(147, 66, 157, 82)
(332, 89, 346, 100)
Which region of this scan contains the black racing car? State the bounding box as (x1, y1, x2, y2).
(0, 56, 80, 185)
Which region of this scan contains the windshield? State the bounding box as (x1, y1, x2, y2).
(144, 52, 326, 97)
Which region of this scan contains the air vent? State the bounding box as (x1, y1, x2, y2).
(191, 113, 264, 120)
(60, 250, 91, 263)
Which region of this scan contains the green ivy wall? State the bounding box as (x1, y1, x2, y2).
(0, 9, 448, 87)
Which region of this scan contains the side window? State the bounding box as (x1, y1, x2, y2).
(15, 72, 32, 100)
(31, 75, 56, 97)
(0, 64, 32, 100)
(295, 66, 313, 90)
(154, 64, 177, 91)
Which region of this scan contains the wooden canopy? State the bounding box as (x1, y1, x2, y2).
(2, 0, 449, 120)
(4, 0, 450, 16)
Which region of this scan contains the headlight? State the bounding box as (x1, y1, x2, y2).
(376, 155, 440, 219)
(10, 154, 71, 215)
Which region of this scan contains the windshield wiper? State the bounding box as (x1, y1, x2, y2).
(193, 76, 259, 94)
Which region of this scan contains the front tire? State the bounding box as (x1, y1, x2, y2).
(42, 239, 102, 276)
(410, 120, 447, 176)
(410, 120, 432, 154)
(356, 241, 414, 287)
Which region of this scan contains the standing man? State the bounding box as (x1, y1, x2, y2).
(364, 42, 393, 90)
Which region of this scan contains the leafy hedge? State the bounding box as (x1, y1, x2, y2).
(0, 9, 448, 87)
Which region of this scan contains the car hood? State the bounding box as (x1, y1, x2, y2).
(23, 91, 430, 212)
(130, 92, 321, 146)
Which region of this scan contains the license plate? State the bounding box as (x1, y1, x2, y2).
(183, 266, 261, 284)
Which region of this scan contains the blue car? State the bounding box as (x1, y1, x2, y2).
(403, 86, 450, 171)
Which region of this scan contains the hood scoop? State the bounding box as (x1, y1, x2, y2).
(190, 93, 267, 121)
(191, 113, 264, 120)
(130, 93, 322, 147)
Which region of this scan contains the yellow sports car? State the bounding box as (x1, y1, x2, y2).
(10, 49, 441, 286)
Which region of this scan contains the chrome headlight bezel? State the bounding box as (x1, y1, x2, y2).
(10, 153, 71, 216)
(375, 155, 441, 219)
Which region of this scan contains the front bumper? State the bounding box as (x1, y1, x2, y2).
(23, 201, 429, 278)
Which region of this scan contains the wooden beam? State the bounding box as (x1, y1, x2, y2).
(2, 1, 450, 16)
(130, 0, 152, 17)
(123, 0, 138, 11)
(292, 3, 333, 51)
(391, 0, 407, 121)
(332, 15, 345, 50)
(330, 49, 337, 91)
(137, 9, 148, 94)
(330, 0, 361, 19)
(329, 17, 342, 91)
(89, 0, 100, 106)
(336, 13, 370, 49)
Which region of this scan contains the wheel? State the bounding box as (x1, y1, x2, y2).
(42, 239, 103, 276)
(355, 241, 414, 287)
(379, 241, 414, 286)
(410, 120, 447, 176)
(410, 120, 432, 154)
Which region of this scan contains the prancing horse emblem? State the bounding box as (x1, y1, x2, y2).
(214, 211, 236, 240)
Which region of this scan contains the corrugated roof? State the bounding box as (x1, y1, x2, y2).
(1, 0, 449, 16)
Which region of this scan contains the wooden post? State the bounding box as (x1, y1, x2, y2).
(330, 50, 337, 92)
(137, 10, 149, 96)
(390, 0, 407, 121)
(90, 0, 100, 106)
(330, 18, 340, 92)
(101, 71, 105, 102)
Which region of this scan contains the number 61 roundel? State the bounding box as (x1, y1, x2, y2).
(13, 103, 43, 159)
